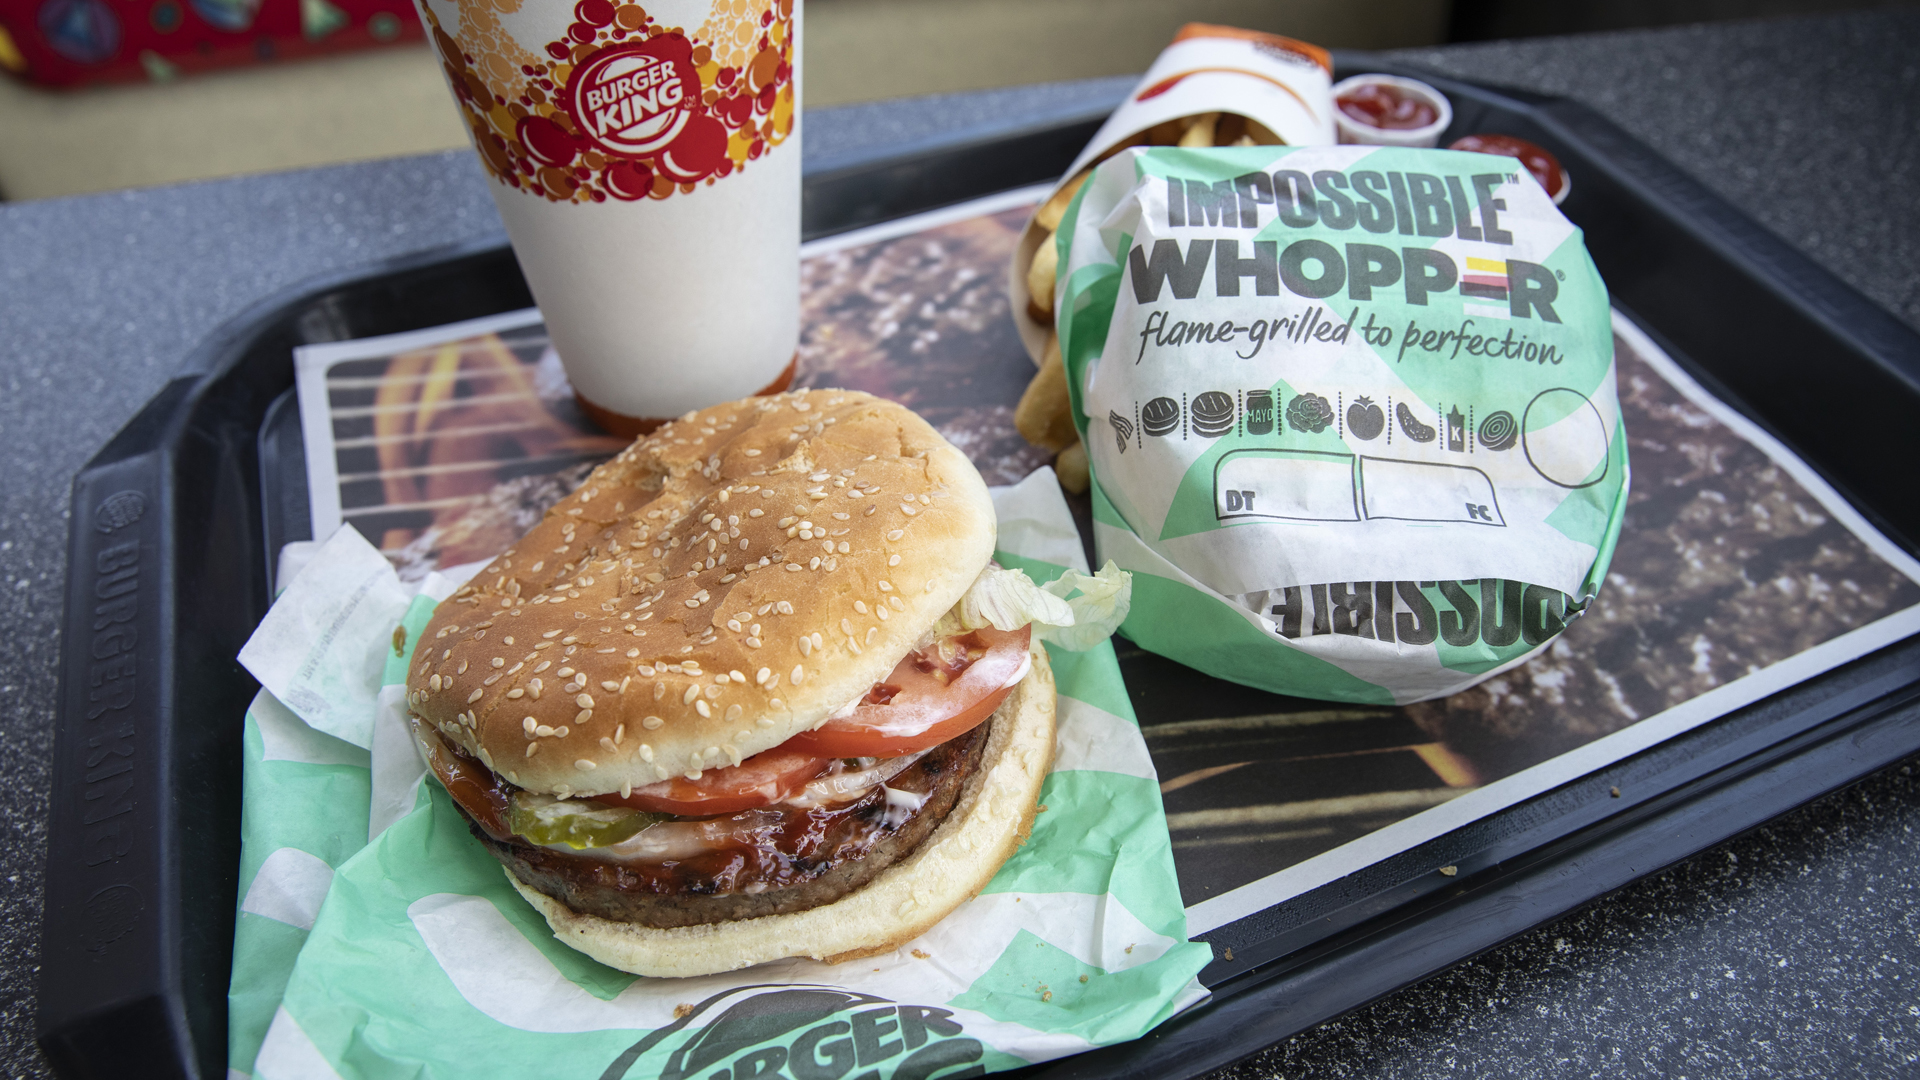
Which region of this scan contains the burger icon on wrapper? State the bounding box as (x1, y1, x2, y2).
(404, 391, 1129, 976)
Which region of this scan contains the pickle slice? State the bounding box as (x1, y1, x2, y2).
(508, 792, 664, 849)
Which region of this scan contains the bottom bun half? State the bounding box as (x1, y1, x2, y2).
(510, 642, 1058, 978)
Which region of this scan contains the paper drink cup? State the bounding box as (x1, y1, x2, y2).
(413, 0, 801, 434)
(1010, 24, 1337, 366)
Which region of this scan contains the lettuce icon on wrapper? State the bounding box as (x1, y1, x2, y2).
(1054, 143, 1629, 704)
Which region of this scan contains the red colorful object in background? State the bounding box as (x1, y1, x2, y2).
(0, 0, 420, 87)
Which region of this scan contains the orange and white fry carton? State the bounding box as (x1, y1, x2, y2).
(1010, 24, 1337, 364)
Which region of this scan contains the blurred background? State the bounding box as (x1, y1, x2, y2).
(0, 0, 1914, 201)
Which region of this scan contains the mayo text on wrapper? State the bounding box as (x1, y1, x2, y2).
(1055, 144, 1629, 705)
(1011, 24, 1337, 365)
(414, 0, 801, 428)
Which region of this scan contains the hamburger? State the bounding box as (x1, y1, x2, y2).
(404, 390, 1113, 978)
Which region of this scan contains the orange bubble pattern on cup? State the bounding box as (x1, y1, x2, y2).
(420, 0, 796, 204)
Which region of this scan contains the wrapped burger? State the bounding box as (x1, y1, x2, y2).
(1049, 142, 1628, 703)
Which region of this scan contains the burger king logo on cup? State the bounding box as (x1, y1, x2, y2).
(415, 0, 796, 204)
(570, 38, 695, 158)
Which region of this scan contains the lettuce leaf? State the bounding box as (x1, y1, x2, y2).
(940, 561, 1132, 651)
(1037, 561, 1132, 651)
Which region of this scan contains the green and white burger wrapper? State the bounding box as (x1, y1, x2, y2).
(1054, 143, 1629, 704)
(228, 469, 1211, 1080)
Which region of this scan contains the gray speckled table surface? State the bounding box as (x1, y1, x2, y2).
(3, 8, 1918, 1077)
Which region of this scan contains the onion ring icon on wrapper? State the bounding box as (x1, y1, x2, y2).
(1478, 410, 1518, 451)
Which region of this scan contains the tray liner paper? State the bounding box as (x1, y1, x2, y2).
(1055, 144, 1628, 705)
(229, 469, 1211, 1079)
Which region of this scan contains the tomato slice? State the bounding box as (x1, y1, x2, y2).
(604, 748, 832, 816)
(411, 715, 514, 840)
(785, 625, 1032, 758)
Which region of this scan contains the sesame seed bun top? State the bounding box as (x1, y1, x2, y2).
(407, 390, 996, 797)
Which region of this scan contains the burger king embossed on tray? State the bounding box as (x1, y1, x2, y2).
(414, 0, 800, 431)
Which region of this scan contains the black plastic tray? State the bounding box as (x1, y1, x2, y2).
(39, 55, 1920, 1080)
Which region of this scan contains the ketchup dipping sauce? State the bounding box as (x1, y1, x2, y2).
(1330, 73, 1452, 147)
(1449, 133, 1571, 205)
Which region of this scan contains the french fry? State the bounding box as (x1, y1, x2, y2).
(1213, 112, 1248, 146)
(1145, 118, 1188, 146)
(1026, 232, 1058, 318)
(1034, 170, 1091, 233)
(1177, 112, 1218, 148)
(1015, 333, 1077, 453)
(1244, 118, 1284, 146)
(1055, 440, 1090, 494)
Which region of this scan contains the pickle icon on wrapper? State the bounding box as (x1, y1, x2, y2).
(414, 0, 801, 433)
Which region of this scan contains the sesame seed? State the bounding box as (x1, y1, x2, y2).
(889, 596, 905, 610)
(841, 618, 854, 635)
(642, 716, 663, 729)
(889, 554, 902, 566)
(756, 667, 772, 684)
(791, 665, 805, 685)
(575, 759, 597, 771)
(536, 724, 555, 737)
(777, 601, 794, 615)
(456, 659, 469, 674)
(787, 563, 802, 572)
(523, 716, 537, 734)
(901, 505, 918, 516)
(508, 688, 525, 699)
(543, 629, 562, 639)
(601, 680, 620, 692)
(535, 660, 552, 672)
(576, 693, 595, 709)
(695, 700, 711, 718)
(638, 664, 656, 676)
(525, 744, 539, 758)
(729, 669, 746, 683)
(467, 689, 484, 703)
(428, 674, 442, 691)
(886, 529, 904, 541)
(809, 557, 822, 570)
(483, 674, 502, 686)
(704, 684, 723, 699)
(639, 744, 655, 762)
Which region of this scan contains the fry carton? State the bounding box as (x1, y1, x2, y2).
(1010, 24, 1338, 365)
